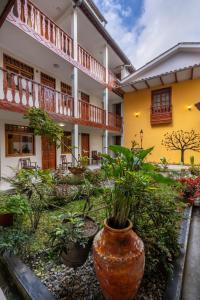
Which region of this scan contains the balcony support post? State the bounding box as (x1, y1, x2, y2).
(103, 130, 108, 154)
(72, 124, 79, 165)
(71, 7, 79, 163)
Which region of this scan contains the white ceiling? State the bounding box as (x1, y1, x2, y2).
(32, 0, 124, 72)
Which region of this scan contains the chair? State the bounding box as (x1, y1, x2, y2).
(91, 151, 101, 165)
(60, 155, 72, 170)
(19, 158, 37, 170)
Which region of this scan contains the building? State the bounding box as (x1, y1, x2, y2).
(0, 0, 134, 178)
(122, 43, 200, 164)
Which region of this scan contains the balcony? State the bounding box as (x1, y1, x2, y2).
(0, 68, 123, 131)
(151, 105, 172, 125)
(78, 100, 106, 129)
(6, 0, 118, 89)
(108, 112, 123, 131)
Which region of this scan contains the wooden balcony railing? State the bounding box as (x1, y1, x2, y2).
(151, 105, 172, 125)
(78, 100, 106, 126)
(11, 0, 73, 58)
(0, 68, 123, 131)
(78, 45, 106, 83)
(108, 112, 123, 131)
(0, 67, 74, 117)
(8, 0, 119, 89)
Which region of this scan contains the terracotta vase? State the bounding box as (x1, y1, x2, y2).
(93, 219, 145, 300)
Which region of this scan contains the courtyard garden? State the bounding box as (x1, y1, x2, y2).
(0, 108, 199, 300)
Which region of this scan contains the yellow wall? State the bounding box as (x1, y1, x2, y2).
(124, 78, 200, 164)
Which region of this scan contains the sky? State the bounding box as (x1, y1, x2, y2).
(94, 0, 200, 69)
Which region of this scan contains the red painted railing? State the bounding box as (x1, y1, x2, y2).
(78, 100, 106, 125)
(12, 0, 73, 58)
(0, 67, 74, 117)
(108, 112, 123, 131)
(0, 68, 123, 130)
(78, 45, 106, 83)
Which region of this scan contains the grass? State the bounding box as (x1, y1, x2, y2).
(26, 194, 106, 254)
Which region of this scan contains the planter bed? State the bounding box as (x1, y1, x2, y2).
(25, 252, 167, 300)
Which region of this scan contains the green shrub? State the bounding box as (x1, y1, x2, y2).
(129, 182, 183, 277)
(6, 169, 53, 231)
(0, 227, 30, 254)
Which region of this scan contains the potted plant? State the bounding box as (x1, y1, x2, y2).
(50, 213, 98, 268)
(93, 145, 174, 300)
(68, 156, 89, 175)
(0, 194, 29, 227)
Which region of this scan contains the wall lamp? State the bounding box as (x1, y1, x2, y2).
(187, 105, 192, 111)
(134, 112, 140, 118)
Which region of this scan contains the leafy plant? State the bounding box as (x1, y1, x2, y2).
(0, 193, 29, 227)
(179, 177, 200, 204)
(24, 108, 78, 164)
(79, 156, 89, 168)
(24, 108, 63, 146)
(49, 213, 88, 255)
(160, 157, 168, 170)
(129, 183, 183, 276)
(6, 169, 53, 231)
(101, 145, 175, 228)
(0, 227, 30, 254)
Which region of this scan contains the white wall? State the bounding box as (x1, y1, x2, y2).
(0, 116, 42, 178)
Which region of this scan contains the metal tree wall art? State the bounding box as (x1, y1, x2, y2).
(162, 130, 200, 164)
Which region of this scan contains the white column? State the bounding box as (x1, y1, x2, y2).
(103, 45, 109, 154)
(72, 124, 79, 165)
(103, 130, 108, 154)
(71, 7, 79, 163)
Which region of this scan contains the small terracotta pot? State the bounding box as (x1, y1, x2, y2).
(68, 167, 86, 175)
(93, 219, 145, 300)
(0, 213, 14, 227)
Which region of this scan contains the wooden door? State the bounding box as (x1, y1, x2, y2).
(81, 133, 90, 157)
(115, 103, 121, 116)
(115, 136, 121, 145)
(80, 92, 90, 120)
(41, 73, 56, 112)
(42, 137, 56, 170)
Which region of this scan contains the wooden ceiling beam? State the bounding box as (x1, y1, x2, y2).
(131, 83, 138, 91)
(191, 67, 194, 80)
(145, 80, 150, 89)
(174, 72, 178, 83)
(160, 76, 164, 85)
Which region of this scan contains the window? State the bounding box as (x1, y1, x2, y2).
(3, 54, 34, 94)
(5, 124, 35, 157)
(61, 132, 72, 154)
(41, 72, 55, 89)
(152, 88, 171, 113)
(61, 82, 72, 95)
(4, 54, 34, 80)
(81, 92, 90, 103)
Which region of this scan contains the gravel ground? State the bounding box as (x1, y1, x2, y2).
(26, 252, 166, 300)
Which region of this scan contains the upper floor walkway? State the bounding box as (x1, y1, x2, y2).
(6, 0, 123, 90)
(0, 67, 123, 132)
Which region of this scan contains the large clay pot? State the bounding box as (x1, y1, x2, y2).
(93, 219, 145, 300)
